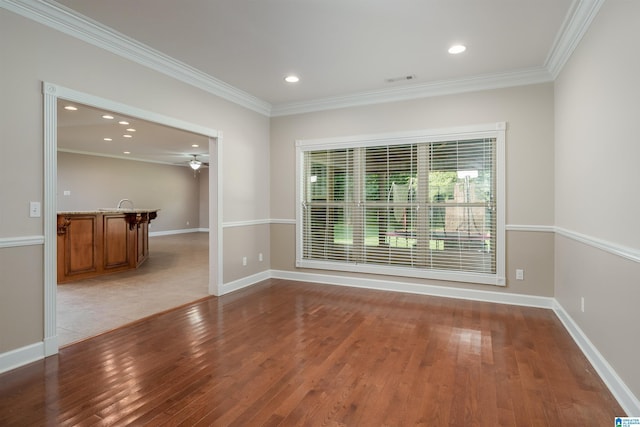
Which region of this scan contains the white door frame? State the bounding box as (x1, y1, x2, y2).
(42, 82, 223, 356)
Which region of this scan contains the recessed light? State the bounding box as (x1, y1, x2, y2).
(123, 151, 131, 154)
(123, 134, 133, 138)
(448, 44, 466, 54)
(192, 144, 199, 148)
(64, 105, 78, 111)
(103, 137, 112, 141)
(126, 128, 136, 132)
(102, 114, 114, 120)
(119, 121, 130, 125)
(284, 75, 300, 83)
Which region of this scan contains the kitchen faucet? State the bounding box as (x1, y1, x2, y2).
(117, 199, 134, 209)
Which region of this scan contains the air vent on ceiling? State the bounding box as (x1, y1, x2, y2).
(385, 75, 416, 83)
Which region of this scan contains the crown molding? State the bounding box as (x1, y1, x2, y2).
(545, 0, 606, 78)
(271, 67, 553, 117)
(2, 0, 602, 117)
(57, 148, 179, 167)
(1, 0, 272, 116)
(271, 0, 604, 117)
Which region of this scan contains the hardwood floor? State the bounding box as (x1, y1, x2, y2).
(0, 279, 624, 426)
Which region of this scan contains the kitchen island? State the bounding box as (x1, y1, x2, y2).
(57, 209, 158, 284)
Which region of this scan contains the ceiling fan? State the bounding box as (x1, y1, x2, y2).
(186, 154, 209, 170)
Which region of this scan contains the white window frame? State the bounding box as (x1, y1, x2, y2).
(295, 122, 506, 286)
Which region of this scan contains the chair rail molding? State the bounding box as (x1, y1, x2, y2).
(0, 235, 45, 248)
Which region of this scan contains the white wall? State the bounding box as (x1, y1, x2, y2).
(0, 8, 270, 355)
(554, 0, 640, 408)
(271, 83, 556, 297)
(58, 152, 201, 232)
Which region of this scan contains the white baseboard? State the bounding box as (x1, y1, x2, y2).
(269, 269, 554, 309)
(0, 342, 44, 375)
(229, 269, 638, 415)
(222, 270, 271, 294)
(553, 301, 640, 417)
(149, 228, 207, 237)
(44, 335, 59, 357)
(2, 269, 636, 417)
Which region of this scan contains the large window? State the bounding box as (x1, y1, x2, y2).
(296, 123, 506, 286)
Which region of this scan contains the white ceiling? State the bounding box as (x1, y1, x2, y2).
(57, 101, 210, 166)
(53, 0, 576, 108)
(43, 0, 595, 164)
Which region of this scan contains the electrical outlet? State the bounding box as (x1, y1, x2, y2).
(515, 269, 524, 280)
(581, 297, 585, 313)
(259, 253, 263, 262)
(186, 221, 190, 226)
(63, 190, 71, 196)
(242, 256, 247, 266)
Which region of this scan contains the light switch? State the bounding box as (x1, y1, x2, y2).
(30, 201, 41, 218)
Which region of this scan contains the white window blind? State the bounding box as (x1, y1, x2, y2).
(296, 124, 505, 286)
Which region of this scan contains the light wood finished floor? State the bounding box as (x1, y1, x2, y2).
(57, 232, 209, 346)
(0, 279, 624, 426)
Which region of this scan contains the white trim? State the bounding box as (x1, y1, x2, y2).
(556, 227, 640, 264)
(296, 259, 505, 287)
(545, 0, 606, 78)
(222, 271, 271, 294)
(296, 122, 506, 149)
(216, 220, 639, 265)
(0, 235, 45, 248)
(495, 124, 507, 286)
(43, 82, 58, 356)
(210, 134, 224, 296)
(270, 270, 552, 308)
(295, 123, 506, 287)
(58, 148, 179, 167)
(42, 81, 224, 354)
(272, 68, 552, 116)
(553, 300, 640, 417)
(223, 219, 271, 228)
(274, 222, 556, 231)
(45, 84, 220, 138)
(1, 0, 271, 116)
(43, 335, 58, 357)
(220, 219, 296, 227)
(149, 228, 203, 237)
(272, 221, 558, 230)
(4, 272, 636, 416)
(270, 218, 296, 225)
(506, 224, 555, 233)
(0, 342, 44, 374)
(1, 0, 600, 118)
(220, 271, 637, 414)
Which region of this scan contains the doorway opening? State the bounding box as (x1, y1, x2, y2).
(43, 82, 223, 355)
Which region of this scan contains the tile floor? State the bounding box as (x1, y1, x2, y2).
(57, 232, 210, 346)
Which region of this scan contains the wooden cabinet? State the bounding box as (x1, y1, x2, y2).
(135, 220, 149, 267)
(57, 210, 157, 283)
(57, 214, 99, 279)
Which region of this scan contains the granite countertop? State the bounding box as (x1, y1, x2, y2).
(57, 209, 160, 214)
